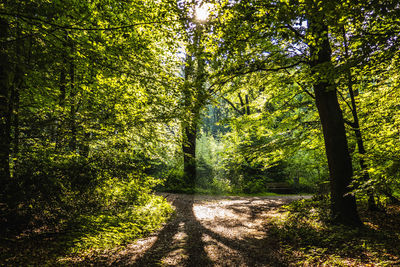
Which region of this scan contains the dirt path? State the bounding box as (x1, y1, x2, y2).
(88, 194, 310, 266)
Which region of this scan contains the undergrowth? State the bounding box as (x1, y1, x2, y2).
(0, 193, 173, 266)
(67, 195, 173, 254)
(268, 195, 400, 266)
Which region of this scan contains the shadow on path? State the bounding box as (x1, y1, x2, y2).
(132, 195, 212, 266)
(107, 194, 297, 266)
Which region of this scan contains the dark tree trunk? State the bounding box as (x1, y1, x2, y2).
(182, 49, 196, 188)
(69, 41, 77, 151)
(349, 77, 378, 211)
(308, 20, 361, 226)
(0, 18, 11, 198)
(182, 121, 197, 188)
(12, 23, 24, 175)
(342, 28, 378, 211)
(245, 94, 250, 115)
(56, 34, 67, 150)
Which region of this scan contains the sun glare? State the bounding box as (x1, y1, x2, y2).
(195, 4, 212, 22)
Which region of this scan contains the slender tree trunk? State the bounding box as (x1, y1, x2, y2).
(55, 34, 68, 151)
(342, 28, 378, 211)
(238, 93, 245, 114)
(0, 18, 11, 198)
(308, 19, 361, 226)
(12, 23, 24, 175)
(69, 41, 77, 151)
(245, 94, 250, 115)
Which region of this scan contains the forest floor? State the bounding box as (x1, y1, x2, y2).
(2, 193, 400, 266)
(67, 193, 311, 266)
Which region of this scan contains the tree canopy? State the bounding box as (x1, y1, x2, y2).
(1, 0, 400, 262)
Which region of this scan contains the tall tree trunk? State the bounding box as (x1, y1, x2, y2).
(56, 34, 68, 151)
(342, 27, 378, 211)
(12, 22, 24, 175)
(69, 41, 77, 151)
(182, 49, 196, 187)
(245, 94, 250, 115)
(180, 12, 208, 188)
(308, 19, 361, 226)
(182, 120, 197, 188)
(0, 18, 11, 199)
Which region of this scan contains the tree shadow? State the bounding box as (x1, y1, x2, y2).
(265, 204, 400, 265)
(131, 195, 212, 266)
(108, 194, 292, 266)
(0, 220, 92, 266)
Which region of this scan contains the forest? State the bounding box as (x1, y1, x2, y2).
(1, 0, 400, 265)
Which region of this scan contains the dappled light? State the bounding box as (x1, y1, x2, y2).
(1, 0, 400, 266)
(103, 194, 306, 266)
(193, 198, 287, 240)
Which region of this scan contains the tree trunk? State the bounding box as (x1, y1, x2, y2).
(308, 20, 361, 226)
(182, 120, 197, 188)
(182, 48, 196, 188)
(181, 22, 207, 188)
(0, 18, 11, 199)
(342, 27, 378, 211)
(69, 40, 77, 151)
(56, 34, 68, 151)
(245, 94, 250, 115)
(12, 23, 24, 175)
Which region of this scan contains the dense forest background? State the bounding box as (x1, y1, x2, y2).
(1, 0, 400, 262)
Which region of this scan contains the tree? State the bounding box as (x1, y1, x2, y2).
(0, 0, 183, 226)
(176, 1, 211, 188)
(214, 0, 362, 225)
(0, 18, 11, 196)
(307, 13, 360, 225)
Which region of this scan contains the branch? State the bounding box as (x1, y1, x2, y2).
(343, 118, 356, 128)
(283, 69, 315, 99)
(220, 96, 244, 115)
(207, 61, 307, 95)
(337, 88, 354, 113)
(235, 60, 307, 76)
(0, 12, 179, 31)
(285, 24, 305, 40)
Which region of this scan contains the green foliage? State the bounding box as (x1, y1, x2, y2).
(67, 195, 173, 253)
(196, 130, 230, 193)
(1, 0, 400, 263)
(160, 167, 187, 193)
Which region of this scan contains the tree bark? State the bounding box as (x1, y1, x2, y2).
(0, 18, 11, 198)
(69, 40, 77, 151)
(308, 20, 361, 226)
